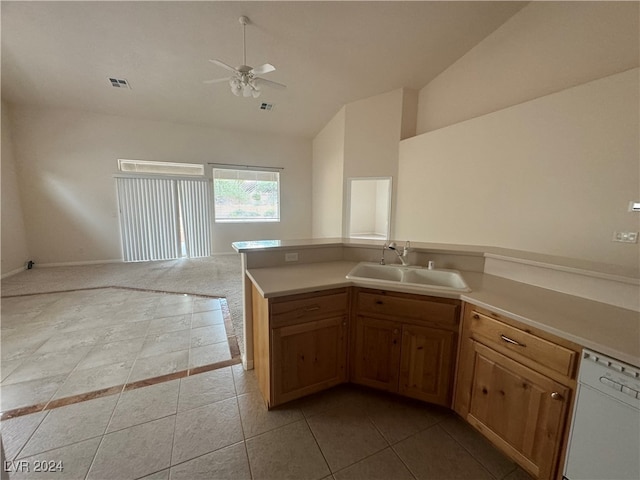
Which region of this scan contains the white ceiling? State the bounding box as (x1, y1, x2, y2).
(1, 1, 526, 139)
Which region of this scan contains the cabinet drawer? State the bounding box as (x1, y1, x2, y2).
(271, 289, 349, 327)
(470, 311, 577, 378)
(356, 290, 459, 327)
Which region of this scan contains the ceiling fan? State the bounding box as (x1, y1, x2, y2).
(204, 16, 286, 98)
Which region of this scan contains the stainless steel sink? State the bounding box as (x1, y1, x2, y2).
(346, 262, 471, 293)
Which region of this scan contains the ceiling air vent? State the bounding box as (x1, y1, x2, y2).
(259, 103, 274, 111)
(109, 77, 131, 89)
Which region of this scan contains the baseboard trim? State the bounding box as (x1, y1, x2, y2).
(25, 254, 239, 269)
(1, 267, 27, 279)
(36, 259, 124, 268)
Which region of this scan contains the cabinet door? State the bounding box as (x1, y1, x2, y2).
(399, 324, 455, 406)
(351, 315, 401, 392)
(467, 342, 570, 479)
(271, 316, 347, 406)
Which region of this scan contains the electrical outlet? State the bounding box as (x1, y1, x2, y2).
(285, 252, 299, 262)
(612, 231, 638, 243)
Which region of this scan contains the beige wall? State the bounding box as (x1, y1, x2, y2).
(397, 69, 639, 267)
(311, 107, 345, 238)
(343, 89, 405, 237)
(311, 88, 410, 239)
(7, 105, 312, 263)
(1, 102, 30, 275)
(417, 1, 640, 134)
(343, 89, 403, 179)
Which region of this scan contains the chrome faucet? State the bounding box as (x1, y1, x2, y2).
(386, 241, 411, 266)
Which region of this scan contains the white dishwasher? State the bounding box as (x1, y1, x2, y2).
(564, 349, 640, 480)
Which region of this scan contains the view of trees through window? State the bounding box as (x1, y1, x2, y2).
(213, 168, 280, 222)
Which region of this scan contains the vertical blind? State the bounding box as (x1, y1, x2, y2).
(177, 179, 211, 258)
(115, 176, 211, 262)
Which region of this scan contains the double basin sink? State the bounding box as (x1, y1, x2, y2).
(346, 262, 471, 293)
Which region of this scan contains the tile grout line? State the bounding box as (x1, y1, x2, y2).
(233, 386, 256, 480)
(83, 387, 125, 480)
(1, 285, 228, 300)
(8, 406, 50, 463)
(37, 337, 98, 414)
(166, 390, 180, 475)
(434, 422, 500, 480)
(0, 359, 242, 421)
(385, 417, 451, 480)
(2, 296, 241, 421)
(121, 296, 161, 391)
(302, 409, 339, 476)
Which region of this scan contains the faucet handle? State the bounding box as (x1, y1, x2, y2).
(427, 261, 435, 270)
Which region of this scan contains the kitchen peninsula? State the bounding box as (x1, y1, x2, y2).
(233, 238, 639, 479)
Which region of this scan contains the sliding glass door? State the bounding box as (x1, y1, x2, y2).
(115, 176, 211, 262)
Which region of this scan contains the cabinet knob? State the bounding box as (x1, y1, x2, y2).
(550, 392, 563, 401)
(393, 329, 399, 335)
(473, 314, 480, 320)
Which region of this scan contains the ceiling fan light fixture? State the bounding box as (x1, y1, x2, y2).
(247, 79, 261, 98)
(205, 16, 285, 98)
(229, 77, 242, 96)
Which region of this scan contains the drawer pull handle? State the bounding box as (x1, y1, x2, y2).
(500, 334, 525, 347)
(550, 392, 563, 401)
(303, 305, 321, 312)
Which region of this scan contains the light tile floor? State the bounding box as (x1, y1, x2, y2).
(1, 288, 233, 414)
(1, 276, 533, 480)
(1, 365, 533, 480)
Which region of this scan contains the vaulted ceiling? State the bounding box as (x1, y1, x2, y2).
(1, 1, 526, 138)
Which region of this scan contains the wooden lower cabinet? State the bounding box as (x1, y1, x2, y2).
(352, 315, 401, 391)
(252, 285, 349, 408)
(252, 281, 581, 479)
(454, 304, 580, 479)
(271, 316, 348, 406)
(350, 289, 460, 407)
(467, 342, 569, 479)
(399, 323, 456, 404)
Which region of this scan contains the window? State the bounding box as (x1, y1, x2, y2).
(213, 168, 280, 222)
(118, 159, 204, 176)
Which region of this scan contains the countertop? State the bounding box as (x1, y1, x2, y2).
(234, 238, 640, 281)
(246, 260, 640, 368)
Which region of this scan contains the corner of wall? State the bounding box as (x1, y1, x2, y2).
(311, 106, 346, 238)
(1, 101, 31, 275)
(400, 88, 418, 140)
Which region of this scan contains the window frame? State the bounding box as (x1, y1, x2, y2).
(212, 167, 281, 224)
(117, 159, 205, 177)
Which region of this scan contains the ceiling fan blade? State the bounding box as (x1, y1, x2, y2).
(254, 77, 287, 90)
(251, 63, 276, 75)
(203, 77, 232, 84)
(209, 59, 238, 73)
